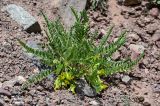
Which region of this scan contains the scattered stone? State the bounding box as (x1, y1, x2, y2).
(142, 58, 149, 66)
(16, 76, 26, 84)
(0, 99, 4, 106)
(123, 0, 141, 6)
(90, 21, 95, 28)
(100, 29, 106, 36)
(141, 1, 148, 6)
(58, 0, 87, 29)
(11, 89, 19, 96)
(112, 51, 121, 60)
(129, 44, 145, 54)
(98, 29, 106, 39)
(149, 8, 159, 18)
(113, 38, 119, 43)
(0, 82, 2, 88)
(0, 88, 11, 97)
(33, 67, 40, 74)
(3, 96, 10, 102)
(128, 33, 139, 41)
(37, 86, 43, 92)
(14, 101, 24, 106)
(152, 30, 160, 41)
(121, 75, 131, 84)
(146, 24, 158, 34)
(152, 84, 160, 93)
(138, 42, 149, 48)
(2, 76, 26, 88)
(93, 12, 99, 20)
(123, 13, 129, 19)
(137, 96, 145, 103)
(76, 78, 97, 97)
(89, 100, 100, 106)
(136, 19, 145, 27)
(143, 102, 151, 106)
(29, 89, 36, 96)
(144, 17, 153, 24)
(131, 51, 140, 60)
(3, 4, 41, 33)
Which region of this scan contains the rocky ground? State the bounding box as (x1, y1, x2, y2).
(0, 0, 160, 106)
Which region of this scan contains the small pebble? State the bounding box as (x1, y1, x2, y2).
(143, 102, 151, 106)
(121, 75, 131, 84)
(128, 33, 139, 41)
(14, 101, 24, 106)
(89, 100, 100, 106)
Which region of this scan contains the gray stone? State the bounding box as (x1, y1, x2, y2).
(0, 99, 4, 106)
(3, 4, 41, 33)
(123, 0, 141, 6)
(121, 75, 131, 84)
(2, 76, 26, 88)
(14, 101, 24, 106)
(152, 84, 160, 93)
(76, 78, 97, 97)
(58, 0, 87, 29)
(0, 88, 11, 97)
(89, 100, 100, 106)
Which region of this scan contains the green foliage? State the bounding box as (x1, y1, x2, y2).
(18, 7, 144, 93)
(149, 0, 160, 5)
(90, 0, 108, 12)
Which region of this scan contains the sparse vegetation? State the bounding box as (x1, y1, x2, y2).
(18, 8, 144, 93)
(149, 0, 160, 5)
(90, 0, 108, 12)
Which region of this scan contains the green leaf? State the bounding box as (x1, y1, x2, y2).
(99, 26, 114, 49)
(70, 7, 80, 21)
(18, 39, 53, 60)
(69, 84, 76, 94)
(21, 69, 54, 90)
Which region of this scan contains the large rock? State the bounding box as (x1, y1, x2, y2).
(75, 78, 97, 97)
(58, 0, 87, 29)
(123, 0, 141, 6)
(3, 4, 41, 33)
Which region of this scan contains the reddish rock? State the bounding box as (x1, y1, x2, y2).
(149, 8, 159, 17)
(129, 44, 145, 54)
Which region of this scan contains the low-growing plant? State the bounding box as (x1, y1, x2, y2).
(18, 8, 144, 93)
